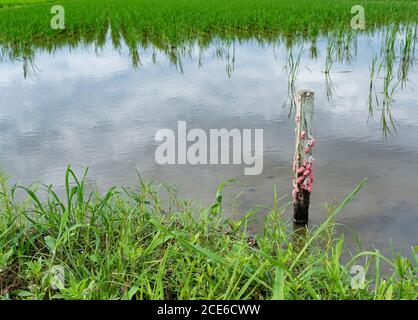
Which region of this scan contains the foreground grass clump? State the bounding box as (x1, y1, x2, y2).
(0, 168, 416, 300)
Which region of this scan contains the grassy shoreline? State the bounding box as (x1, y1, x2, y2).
(0, 168, 416, 300)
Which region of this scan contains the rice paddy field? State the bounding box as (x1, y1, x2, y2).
(0, 1, 417, 55)
(0, 0, 417, 300)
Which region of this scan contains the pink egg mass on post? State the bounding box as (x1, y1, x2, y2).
(292, 92, 315, 202)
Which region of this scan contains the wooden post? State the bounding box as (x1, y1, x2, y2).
(292, 90, 315, 226)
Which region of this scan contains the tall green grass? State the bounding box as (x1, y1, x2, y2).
(0, 167, 416, 300)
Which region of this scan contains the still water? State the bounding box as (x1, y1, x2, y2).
(0, 31, 417, 256)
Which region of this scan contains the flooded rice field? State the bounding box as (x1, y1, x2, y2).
(0, 26, 417, 256)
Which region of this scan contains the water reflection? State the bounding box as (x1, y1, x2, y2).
(2, 24, 416, 134)
(0, 26, 417, 256)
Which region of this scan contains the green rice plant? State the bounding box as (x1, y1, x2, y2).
(325, 72, 335, 101)
(366, 24, 418, 137)
(0, 0, 417, 66)
(283, 47, 304, 116)
(368, 55, 380, 118)
(324, 40, 335, 74)
(381, 72, 400, 138)
(398, 24, 416, 88)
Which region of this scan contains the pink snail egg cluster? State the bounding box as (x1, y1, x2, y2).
(292, 132, 316, 201)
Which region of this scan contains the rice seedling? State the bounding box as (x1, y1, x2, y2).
(368, 55, 380, 118)
(283, 47, 304, 116)
(324, 40, 335, 74)
(397, 24, 416, 88)
(381, 72, 401, 137)
(365, 24, 418, 137)
(325, 72, 335, 101)
(308, 39, 318, 60)
(331, 30, 358, 65)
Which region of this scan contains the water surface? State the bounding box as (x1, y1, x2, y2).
(0, 30, 417, 256)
